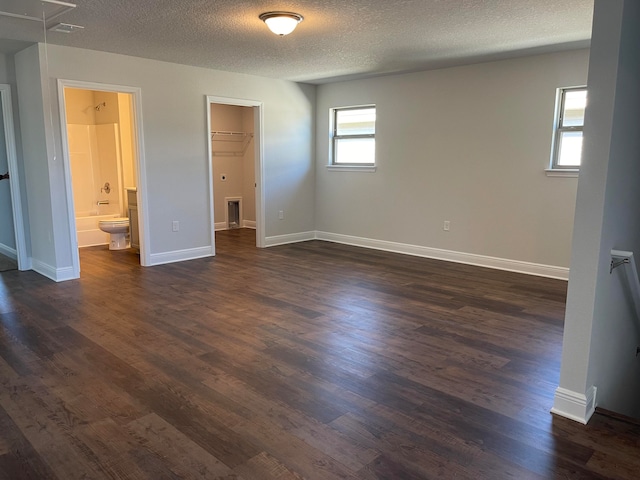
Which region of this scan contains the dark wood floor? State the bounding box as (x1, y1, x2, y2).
(0, 228, 639, 479)
(0, 253, 17, 273)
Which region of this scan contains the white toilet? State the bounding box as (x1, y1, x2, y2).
(98, 217, 130, 250)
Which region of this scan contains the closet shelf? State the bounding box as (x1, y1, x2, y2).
(211, 131, 254, 156)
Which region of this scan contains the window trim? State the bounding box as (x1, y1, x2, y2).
(549, 86, 586, 173)
(330, 105, 376, 168)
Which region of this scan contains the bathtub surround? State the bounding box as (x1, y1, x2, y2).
(67, 123, 122, 217)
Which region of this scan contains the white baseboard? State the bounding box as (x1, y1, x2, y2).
(149, 245, 214, 266)
(216, 220, 256, 231)
(31, 258, 79, 282)
(225, 228, 569, 279)
(18, 257, 32, 271)
(0, 243, 17, 260)
(265, 231, 316, 247)
(315, 231, 569, 280)
(551, 386, 597, 424)
(55, 266, 79, 282)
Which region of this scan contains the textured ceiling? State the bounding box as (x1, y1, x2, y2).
(0, 0, 594, 84)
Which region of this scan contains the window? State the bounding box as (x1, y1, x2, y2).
(331, 106, 376, 166)
(550, 87, 587, 171)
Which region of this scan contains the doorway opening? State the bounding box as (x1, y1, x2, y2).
(0, 84, 27, 272)
(207, 96, 264, 254)
(59, 81, 147, 275)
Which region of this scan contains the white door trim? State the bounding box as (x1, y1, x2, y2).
(57, 79, 150, 274)
(0, 84, 29, 270)
(206, 95, 265, 250)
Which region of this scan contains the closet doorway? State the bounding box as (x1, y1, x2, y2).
(206, 96, 264, 253)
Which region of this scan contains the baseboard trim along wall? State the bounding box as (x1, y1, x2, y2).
(264, 231, 316, 247)
(551, 386, 597, 424)
(32, 259, 78, 282)
(0, 243, 17, 260)
(149, 246, 214, 266)
(215, 221, 256, 231)
(314, 231, 570, 280)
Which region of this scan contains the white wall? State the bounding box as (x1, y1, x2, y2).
(555, 0, 640, 422)
(0, 56, 13, 253)
(0, 52, 30, 264)
(315, 49, 590, 273)
(15, 45, 66, 277)
(14, 44, 315, 277)
(0, 93, 14, 250)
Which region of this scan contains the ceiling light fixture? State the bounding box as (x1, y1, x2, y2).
(259, 11, 303, 36)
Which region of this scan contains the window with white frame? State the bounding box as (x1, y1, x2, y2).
(550, 87, 587, 170)
(331, 106, 376, 166)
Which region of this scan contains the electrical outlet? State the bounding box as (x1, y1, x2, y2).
(278, 210, 284, 220)
(443, 220, 450, 231)
(172, 220, 179, 232)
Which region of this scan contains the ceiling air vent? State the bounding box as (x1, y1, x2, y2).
(48, 22, 83, 33)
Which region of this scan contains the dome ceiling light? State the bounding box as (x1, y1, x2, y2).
(259, 11, 303, 36)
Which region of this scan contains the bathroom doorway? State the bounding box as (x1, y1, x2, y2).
(206, 96, 264, 253)
(59, 81, 147, 273)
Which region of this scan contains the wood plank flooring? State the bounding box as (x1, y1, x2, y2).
(0, 228, 639, 479)
(0, 253, 17, 273)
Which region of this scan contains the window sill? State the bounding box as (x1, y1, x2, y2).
(545, 169, 579, 178)
(327, 165, 376, 173)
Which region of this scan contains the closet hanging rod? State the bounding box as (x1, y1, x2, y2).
(211, 131, 252, 139)
(211, 131, 254, 155)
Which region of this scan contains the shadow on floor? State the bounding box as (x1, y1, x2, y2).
(0, 253, 17, 272)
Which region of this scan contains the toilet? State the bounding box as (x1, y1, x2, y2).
(98, 217, 130, 250)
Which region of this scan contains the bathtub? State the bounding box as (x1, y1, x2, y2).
(75, 214, 124, 248)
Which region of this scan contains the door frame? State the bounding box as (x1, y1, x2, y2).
(206, 96, 265, 250)
(57, 79, 150, 274)
(0, 84, 28, 270)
